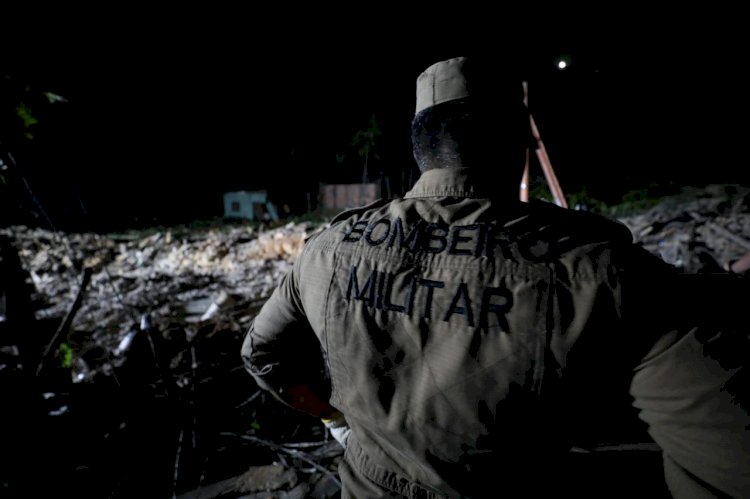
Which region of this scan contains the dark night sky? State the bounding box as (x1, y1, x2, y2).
(2, 13, 749, 230)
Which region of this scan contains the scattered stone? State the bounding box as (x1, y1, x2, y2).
(310, 473, 342, 499)
(235, 465, 298, 493)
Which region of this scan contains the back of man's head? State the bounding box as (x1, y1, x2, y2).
(412, 56, 529, 173)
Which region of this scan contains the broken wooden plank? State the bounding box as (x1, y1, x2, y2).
(707, 222, 750, 251)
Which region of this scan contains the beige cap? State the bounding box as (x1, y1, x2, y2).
(415, 57, 470, 114)
(415, 56, 525, 116)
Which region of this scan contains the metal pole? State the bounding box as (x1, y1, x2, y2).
(521, 82, 568, 208)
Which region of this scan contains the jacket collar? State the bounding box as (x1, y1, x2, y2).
(404, 167, 489, 199)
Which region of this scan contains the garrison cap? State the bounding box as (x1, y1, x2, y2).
(415, 56, 524, 115)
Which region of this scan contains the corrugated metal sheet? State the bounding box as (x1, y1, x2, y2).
(321, 183, 380, 210)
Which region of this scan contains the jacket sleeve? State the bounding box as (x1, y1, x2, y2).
(240, 256, 334, 417)
(631, 322, 750, 498)
(628, 259, 750, 498)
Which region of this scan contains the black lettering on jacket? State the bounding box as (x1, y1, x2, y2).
(342, 217, 517, 260)
(444, 282, 474, 326)
(364, 218, 391, 246)
(387, 218, 421, 251)
(480, 286, 513, 330)
(343, 265, 513, 332)
(343, 220, 369, 242)
(346, 265, 377, 306)
(422, 223, 448, 253)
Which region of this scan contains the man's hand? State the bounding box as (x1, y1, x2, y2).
(322, 411, 351, 448)
(285, 384, 337, 418)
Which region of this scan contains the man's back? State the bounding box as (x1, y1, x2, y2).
(284, 167, 665, 496)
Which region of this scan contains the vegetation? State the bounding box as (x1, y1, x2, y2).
(350, 114, 382, 184)
(527, 171, 690, 218)
(57, 342, 74, 369)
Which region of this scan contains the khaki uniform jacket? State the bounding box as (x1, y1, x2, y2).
(242, 168, 749, 498)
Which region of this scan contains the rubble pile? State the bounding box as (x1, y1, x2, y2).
(2, 221, 319, 347)
(616, 184, 750, 272)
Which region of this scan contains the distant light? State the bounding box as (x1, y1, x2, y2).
(555, 55, 571, 71)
